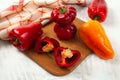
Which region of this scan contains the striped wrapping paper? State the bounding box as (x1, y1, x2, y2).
(0, 0, 89, 40)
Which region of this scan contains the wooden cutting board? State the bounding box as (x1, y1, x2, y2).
(24, 18, 91, 76)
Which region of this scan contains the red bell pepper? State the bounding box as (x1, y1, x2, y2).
(9, 22, 43, 51)
(51, 6, 76, 25)
(88, 0, 108, 22)
(54, 47, 81, 68)
(34, 36, 60, 53)
(54, 23, 77, 40)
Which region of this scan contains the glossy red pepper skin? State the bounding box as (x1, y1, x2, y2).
(9, 22, 43, 51)
(34, 36, 60, 54)
(51, 6, 76, 25)
(54, 47, 81, 68)
(88, 0, 108, 22)
(54, 23, 77, 40)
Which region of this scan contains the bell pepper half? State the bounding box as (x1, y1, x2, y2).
(54, 47, 81, 68)
(34, 36, 60, 54)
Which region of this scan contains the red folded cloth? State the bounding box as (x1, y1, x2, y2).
(0, 0, 89, 40)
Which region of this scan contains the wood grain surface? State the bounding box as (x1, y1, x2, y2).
(24, 18, 91, 76)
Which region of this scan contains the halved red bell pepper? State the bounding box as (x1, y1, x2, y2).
(34, 36, 60, 54)
(9, 22, 43, 51)
(54, 47, 81, 68)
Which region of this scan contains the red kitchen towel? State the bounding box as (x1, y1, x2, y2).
(0, 0, 89, 40)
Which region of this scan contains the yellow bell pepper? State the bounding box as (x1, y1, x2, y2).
(78, 20, 114, 59)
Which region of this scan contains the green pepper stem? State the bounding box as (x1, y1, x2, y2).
(13, 37, 21, 45)
(59, 7, 67, 14)
(94, 15, 100, 21)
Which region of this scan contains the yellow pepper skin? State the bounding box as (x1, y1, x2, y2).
(78, 20, 114, 59)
